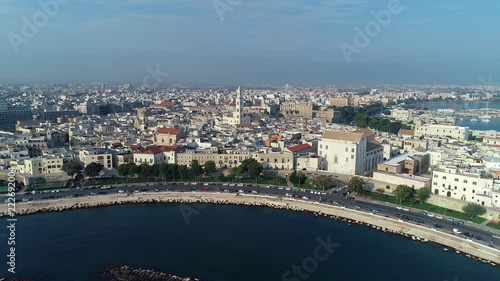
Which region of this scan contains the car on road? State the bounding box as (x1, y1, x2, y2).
(238, 189, 244, 193)
(433, 223, 443, 229)
(371, 209, 380, 213)
(445, 217, 454, 222)
(302, 196, 309, 200)
(354, 205, 362, 209)
(330, 201, 340, 205)
(463, 232, 473, 238)
(402, 207, 410, 211)
(118, 190, 125, 194)
(237, 184, 244, 187)
(89, 192, 97, 196)
(415, 219, 425, 224)
(285, 193, 292, 197)
(493, 235, 500, 240)
(426, 213, 435, 218)
(453, 220, 464, 226)
(453, 228, 462, 234)
(101, 185, 112, 189)
(251, 190, 258, 194)
(154, 189, 159, 192)
(395, 213, 402, 218)
(396, 206, 403, 210)
(435, 215, 443, 219)
(203, 183, 209, 186)
(191, 182, 198, 185)
(474, 236, 484, 241)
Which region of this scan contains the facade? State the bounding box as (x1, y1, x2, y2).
(22, 157, 64, 175)
(376, 151, 430, 176)
(223, 87, 247, 125)
(318, 130, 383, 175)
(281, 102, 313, 118)
(415, 124, 469, 140)
(329, 98, 349, 107)
(431, 167, 500, 208)
(0, 103, 32, 131)
(79, 149, 113, 169)
(154, 128, 182, 145)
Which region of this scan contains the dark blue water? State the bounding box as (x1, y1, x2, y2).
(0, 204, 498, 281)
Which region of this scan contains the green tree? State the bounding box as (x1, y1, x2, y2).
(247, 161, 263, 183)
(204, 161, 217, 178)
(61, 160, 84, 177)
(462, 203, 487, 218)
(178, 165, 187, 181)
(348, 176, 365, 194)
(309, 175, 333, 191)
(416, 188, 431, 204)
(217, 172, 225, 182)
(169, 164, 179, 181)
(117, 164, 129, 178)
(393, 185, 414, 204)
(190, 160, 203, 180)
(84, 162, 103, 183)
(140, 163, 154, 182)
(159, 163, 170, 181)
(289, 170, 307, 188)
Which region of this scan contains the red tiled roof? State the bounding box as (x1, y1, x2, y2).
(157, 145, 183, 152)
(161, 101, 176, 107)
(157, 128, 181, 135)
(136, 146, 164, 155)
(288, 143, 312, 153)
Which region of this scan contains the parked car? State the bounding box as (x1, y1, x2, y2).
(453, 228, 462, 234)
(433, 223, 443, 229)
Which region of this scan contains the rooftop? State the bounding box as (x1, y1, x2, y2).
(322, 131, 363, 142)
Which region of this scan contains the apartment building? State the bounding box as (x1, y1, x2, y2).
(318, 130, 383, 175)
(154, 128, 183, 145)
(133, 146, 177, 165)
(79, 149, 113, 169)
(432, 167, 500, 208)
(22, 157, 64, 175)
(377, 151, 430, 176)
(415, 124, 469, 140)
(329, 98, 349, 107)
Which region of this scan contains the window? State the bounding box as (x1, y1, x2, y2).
(463, 180, 467, 183)
(351, 148, 355, 153)
(320, 145, 323, 149)
(434, 174, 438, 178)
(454, 178, 458, 182)
(334, 156, 337, 163)
(442, 176, 446, 179)
(326, 145, 329, 149)
(345, 147, 348, 152)
(463, 188, 466, 191)
(346, 157, 348, 163)
(472, 181, 477, 185)
(351, 155, 354, 159)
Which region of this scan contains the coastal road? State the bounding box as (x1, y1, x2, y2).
(2, 182, 500, 248)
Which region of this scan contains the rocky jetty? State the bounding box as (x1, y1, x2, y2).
(102, 265, 200, 281)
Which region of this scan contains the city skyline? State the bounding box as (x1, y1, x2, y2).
(1, 0, 500, 85)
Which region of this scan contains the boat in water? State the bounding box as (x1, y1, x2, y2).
(479, 115, 492, 122)
(470, 118, 478, 122)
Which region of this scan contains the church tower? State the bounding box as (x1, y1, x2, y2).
(235, 86, 243, 124)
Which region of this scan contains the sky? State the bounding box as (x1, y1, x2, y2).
(1, 0, 499, 86)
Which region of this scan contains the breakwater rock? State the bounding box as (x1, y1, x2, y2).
(102, 265, 200, 281)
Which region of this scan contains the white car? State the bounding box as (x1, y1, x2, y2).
(251, 190, 258, 194)
(396, 206, 403, 210)
(453, 228, 462, 234)
(427, 213, 435, 218)
(285, 187, 291, 191)
(402, 207, 410, 211)
(101, 185, 111, 189)
(435, 215, 443, 219)
(285, 193, 292, 197)
(203, 183, 209, 186)
(237, 184, 244, 187)
(302, 196, 309, 200)
(118, 190, 125, 194)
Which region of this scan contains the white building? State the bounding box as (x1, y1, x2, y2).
(432, 167, 500, 208)
(79, 149, 113, 169)
(415, 124, 469, 140)
(223, 86, 251, 125)
(318, 130, 383, 175)
(133, 146, 176, 165)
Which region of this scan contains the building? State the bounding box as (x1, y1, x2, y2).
(415, 124, 469, 140)
(329, 98, 349, 107)
(79, 149, 113, 169)
(281, 102, 313, 118)
(0, 103, 32, 131)
(154, 128, 183, 145)
(432, 167, 500, 208)
(21, 157, 64, 176)
(376, 151, 430, 176)
(133, 146, 179, 165)
(318, 130, 383, 175)
(223, 87, 249, 125)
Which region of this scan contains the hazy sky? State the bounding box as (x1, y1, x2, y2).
(1, 0, 499, 85)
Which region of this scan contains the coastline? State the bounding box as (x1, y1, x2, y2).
(2, 192, 499, 265)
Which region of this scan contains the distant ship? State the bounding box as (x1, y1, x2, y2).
(479, 115, 492, 122)
(470, 118, 478, 122)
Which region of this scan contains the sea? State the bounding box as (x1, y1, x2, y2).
(0, 204, 498, 281)
(424, 102, 500, 131)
